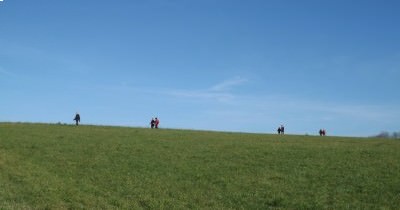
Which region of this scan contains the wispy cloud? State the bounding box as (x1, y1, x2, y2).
(83, 76, 249, 102)
(165, 77, 248, 102)
(241, 95, 400, 121)
(210, 77, 248, 92)
(167, 89, 234, 101)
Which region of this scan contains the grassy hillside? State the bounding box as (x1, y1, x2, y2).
(1, 123, 399, 209)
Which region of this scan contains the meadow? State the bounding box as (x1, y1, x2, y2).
(0, 123, 399, 209)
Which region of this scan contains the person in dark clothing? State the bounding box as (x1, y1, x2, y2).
(277, 127, 281, 134)
(280, 125, 285, 134)
(319, 129, 326, 136)
(73, 113, 80, 126)
(150, 118, 155, 129)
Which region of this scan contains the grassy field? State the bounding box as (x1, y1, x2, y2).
(0, 123, 399, 209)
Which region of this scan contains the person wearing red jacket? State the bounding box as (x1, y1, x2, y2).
(155, 117, 160, 129)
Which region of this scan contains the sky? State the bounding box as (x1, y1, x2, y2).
(1, 0, 399, 137)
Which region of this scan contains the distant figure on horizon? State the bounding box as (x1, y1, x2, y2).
(150, 118, 155, 129)
(280, 125, 285, 135)
(277, 127, 281, 134)
(155, 117, 159, 129)
(319, 129, 326, 136)
(73, 113, 80, 126)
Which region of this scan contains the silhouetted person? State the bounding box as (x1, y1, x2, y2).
(322, 129, 326, 136)
(155, 117, 159, 129)
(74, 113, 80, 126)
(277, 127, 281, 134)
(150, 118, 155, 129)
(319, 129, 323, 136)
(280, 125, 285, 135)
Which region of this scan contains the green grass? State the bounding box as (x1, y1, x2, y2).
(1, 123, 399, 209)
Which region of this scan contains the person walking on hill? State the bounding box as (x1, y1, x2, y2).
(150, 118, 155, 129)
(73, 113, 80, 126)
(280, 125, 285, 135)
(277, 127, 281, 134)
(155, 117, 159, 129)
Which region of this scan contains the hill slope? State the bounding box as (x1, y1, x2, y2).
(1, 123, 399, 209)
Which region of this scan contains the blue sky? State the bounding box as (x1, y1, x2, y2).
(1, 0, 399, 136)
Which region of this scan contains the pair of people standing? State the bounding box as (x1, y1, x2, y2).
(277, 125, 285, 135)
(319, 129, 326, 136)
(150, 118, 160, 129)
